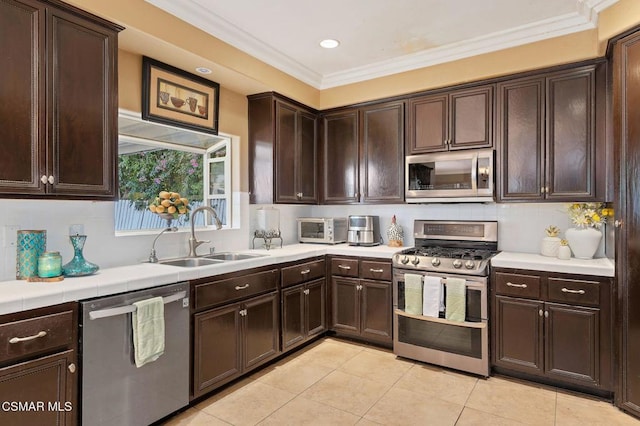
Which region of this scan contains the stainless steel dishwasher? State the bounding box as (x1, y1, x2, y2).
(80, 282, 190, 426)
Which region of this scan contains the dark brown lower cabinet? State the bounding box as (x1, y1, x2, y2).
(193, 291, 279, 398)
(0, 302, 78, 425)
(331, 276, 392, 345)
(492, 268, 612, 395)
(281, 278, 326, 351)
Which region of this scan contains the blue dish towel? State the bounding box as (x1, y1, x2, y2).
(404, 273, 423, 315)
(445, 278, 466, 322)
(132, 296, 165, 368)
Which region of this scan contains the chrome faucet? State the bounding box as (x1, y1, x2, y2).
(148, 226, 178, 263)
(188, 206, 223, 257)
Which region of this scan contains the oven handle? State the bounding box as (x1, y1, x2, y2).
(394, 309, 486, 329)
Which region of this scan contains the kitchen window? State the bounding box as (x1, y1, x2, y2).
(115, 110, 233, 232)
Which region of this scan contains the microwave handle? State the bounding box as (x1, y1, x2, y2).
(471, 155, 478, 192)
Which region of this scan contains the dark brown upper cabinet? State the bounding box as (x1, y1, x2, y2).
(321, 101, 404, 204)
(408, 85, 494, 154)
(248, 93, 318, 204)
(0, 0, 122, 199)
(497, 63, 606, 202)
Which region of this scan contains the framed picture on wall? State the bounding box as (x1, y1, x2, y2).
(141, 56, 220, 134)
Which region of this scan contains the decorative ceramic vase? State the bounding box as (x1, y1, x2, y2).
(62, 235, 99, 277)
(541, 236, 561, 257)
(16, 230, 47, 279)
(565, 227, 603, 259)
(386, 215, 404, 247)
(557, 245, 572, 260)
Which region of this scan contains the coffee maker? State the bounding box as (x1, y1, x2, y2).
(347, 215, 381, 246)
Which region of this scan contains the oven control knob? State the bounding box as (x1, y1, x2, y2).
(401, 256, 410, 265)
(431, 257, 440, 267)
(452, 259, 463, 269)
(411, 256, 420, 266)
(465, 260, 475, 269)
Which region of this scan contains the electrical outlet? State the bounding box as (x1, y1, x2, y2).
(3, 225, 20, 248)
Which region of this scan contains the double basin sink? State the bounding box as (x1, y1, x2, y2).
(158, 252, 265, 267)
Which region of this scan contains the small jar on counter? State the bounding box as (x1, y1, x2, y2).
(38, 251, 62, 278)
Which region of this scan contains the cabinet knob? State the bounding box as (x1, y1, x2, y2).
(303, 289, 310, 295)
(68, 363, 76, 374)
(615, 220, 623, 228)
(539, 309, 543, 317)
(356, 284, 363, 291)
(239, 309, 247, 316)
(544, 311, 549, 318)
(48, 175, 55, 184)
(40, 175, 48, 184)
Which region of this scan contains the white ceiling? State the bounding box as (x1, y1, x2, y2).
(145, 0, 618, 89)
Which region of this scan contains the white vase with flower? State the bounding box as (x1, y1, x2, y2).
(565, 203, 612, 259)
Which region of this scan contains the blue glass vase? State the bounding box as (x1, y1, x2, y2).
(62, 235, 99, 277)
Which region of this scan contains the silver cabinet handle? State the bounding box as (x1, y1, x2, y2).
(68, 363, 76, 374)
(544, 311, 549, 318)
(303, 289, 310, 295)
(338, 265, 351, 270)
(561, 287, 586, 295)
(235, 284, 250, 290)
(506, 282, 527, 288)
(369, 268, 384, 273)
(539, 309, 543, 317)
(300, 269, 311, 275)
(9, 331, 47, 344)
(40, 175, 48, 184)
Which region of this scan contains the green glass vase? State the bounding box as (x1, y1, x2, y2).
(62, 235, 99, 277)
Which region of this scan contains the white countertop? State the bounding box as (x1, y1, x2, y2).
(0, 243, 401, 315)
(491, 251, 615, 277)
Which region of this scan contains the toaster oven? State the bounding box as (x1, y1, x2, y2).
(297, 217, 348, 244)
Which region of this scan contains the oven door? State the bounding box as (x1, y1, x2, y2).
(392, 270, 489, 376)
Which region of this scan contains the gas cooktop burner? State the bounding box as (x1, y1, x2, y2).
(392, 220, 499, 276)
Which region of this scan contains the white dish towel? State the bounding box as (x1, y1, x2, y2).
(132, 296, 165, 368)
(422, 276, 442, 318)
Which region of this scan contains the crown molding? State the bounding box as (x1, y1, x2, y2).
(146, 0, 617, 90)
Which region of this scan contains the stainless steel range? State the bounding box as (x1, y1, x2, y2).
(392, 220, 498, 377)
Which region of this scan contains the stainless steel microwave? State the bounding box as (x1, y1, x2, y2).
(297, 217, 348, 244)
(405, 149, 495, 203)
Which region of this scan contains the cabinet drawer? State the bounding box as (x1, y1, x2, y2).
(495, 272, 541, 299)
(195, 269, 279, 310)
(281, 259, 325, 288)
(548, 277, 600, 306)
(360, 260, 392, 281)
(331, 258, 359, 277)
(0, 310, 74, 364)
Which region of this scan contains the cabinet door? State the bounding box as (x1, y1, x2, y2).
(546, 67, 597, 200)
(47, 6, 117, 198)
(408, 94, 448, 153)
(0, 0, 45, 195)
(306, 278, 326, 338)
(360, 101, 405, 203)
(497, 77, 545, 201)
(0, 350, 76, 426)
(449, 86, 494, 150)
(193, 305, 241, 397)
(493, 296, 544, 374)
(297, 110, 318, 203)
(281, 285, 305, 351)
(360, 279, 392, 344)
(331, 276, 360, 334)
(322, 110, 359, 203)
(243, 292, 280, 370)
(274, 101, 298, 203)
(545, 303, 600, 386)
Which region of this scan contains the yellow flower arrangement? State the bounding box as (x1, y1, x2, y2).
(148, 190, 190, 219)
(567, 203, 613, 229)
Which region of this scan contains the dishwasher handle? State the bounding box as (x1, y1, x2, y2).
(89, 291, 188, 320)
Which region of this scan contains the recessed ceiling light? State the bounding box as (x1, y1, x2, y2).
(320, 39, 340, 49)
(195, 66, 212, 74)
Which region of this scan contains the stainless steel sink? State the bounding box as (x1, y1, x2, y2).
(158, 257, 223, 267)
(203, 252, 266, 261)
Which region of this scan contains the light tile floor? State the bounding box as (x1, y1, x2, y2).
(164, 338, 639, 426)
